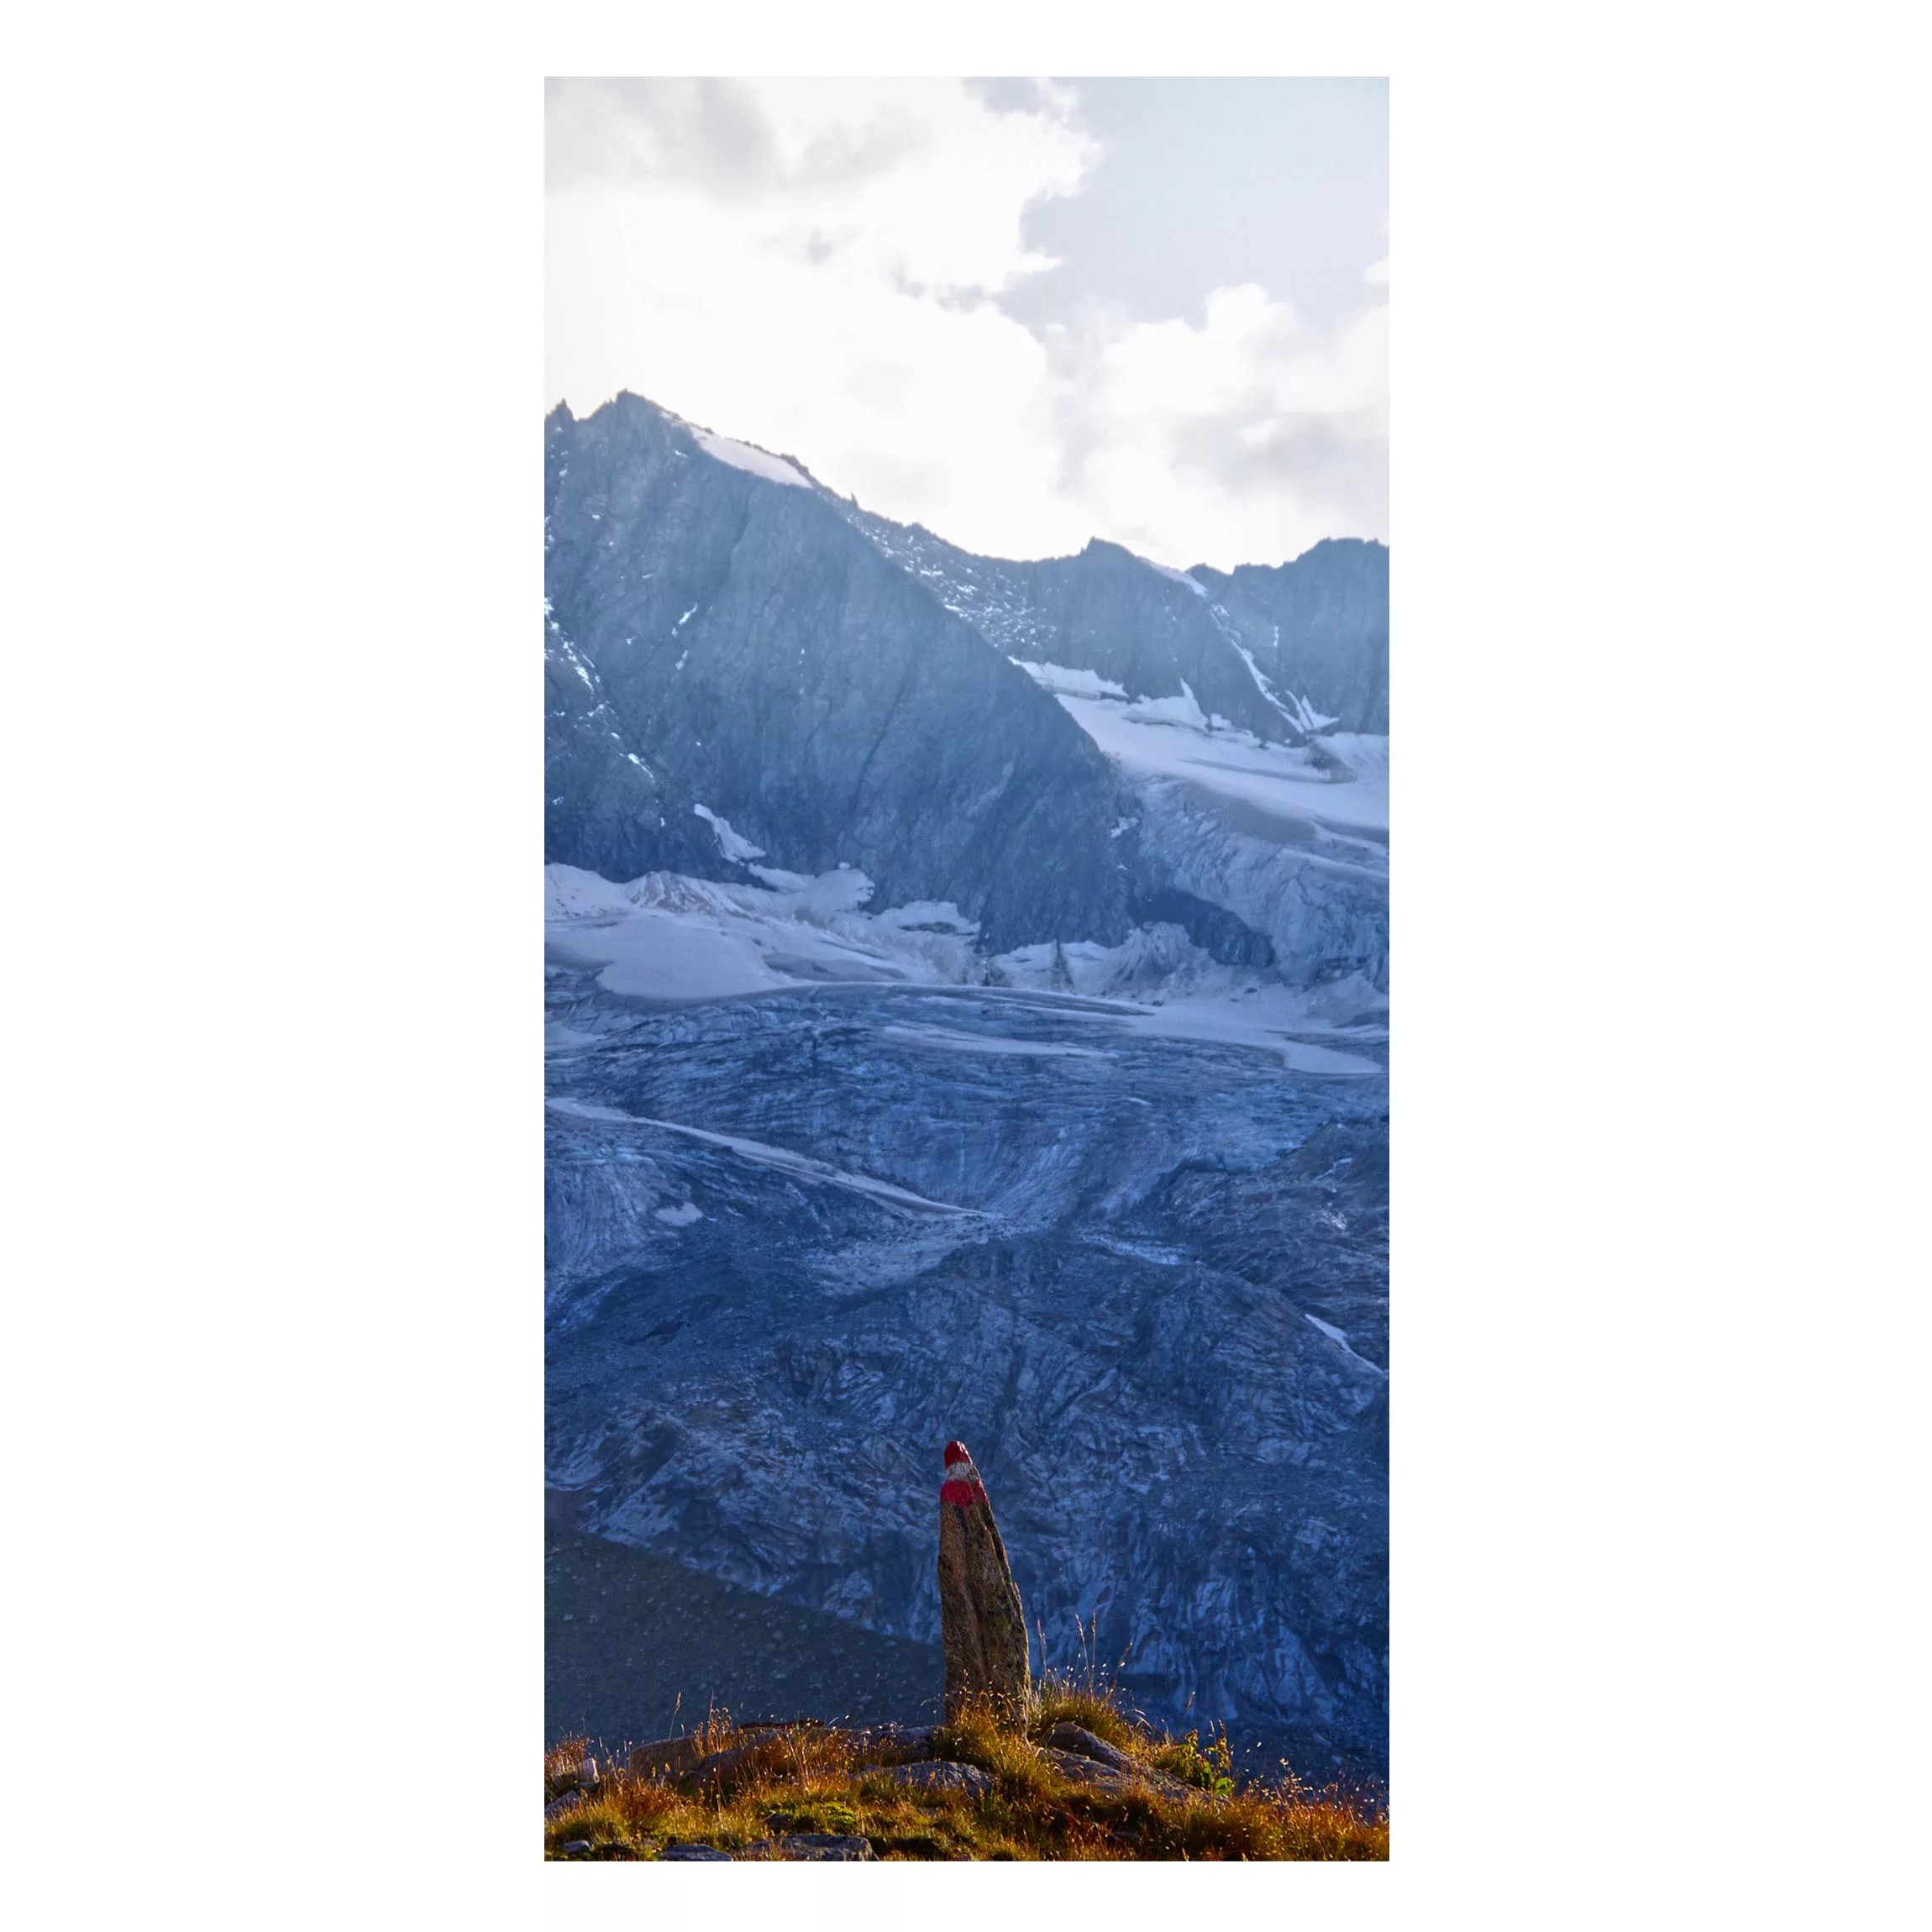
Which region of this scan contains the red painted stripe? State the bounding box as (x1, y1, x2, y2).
(940, 1478, 985, 1509)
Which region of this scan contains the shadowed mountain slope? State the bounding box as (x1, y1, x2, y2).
(545, 395, 1136, 950)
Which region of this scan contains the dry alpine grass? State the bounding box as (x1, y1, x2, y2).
(543, 1687, 1388, 1862)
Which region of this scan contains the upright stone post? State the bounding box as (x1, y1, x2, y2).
(937, 1439, 1031, 1723)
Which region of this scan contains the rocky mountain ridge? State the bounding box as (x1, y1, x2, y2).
(545, 391, 1388, 979)
(546, 395, 1134, 951)
(1189, 541, 1389, 737)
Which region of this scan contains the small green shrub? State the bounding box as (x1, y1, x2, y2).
(1152, 1728, 1236, 1796)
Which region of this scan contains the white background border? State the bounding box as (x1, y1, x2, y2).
(6, 3, 1926, 1925)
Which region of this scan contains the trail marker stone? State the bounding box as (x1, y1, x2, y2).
(937, 1440, 1031, 1721)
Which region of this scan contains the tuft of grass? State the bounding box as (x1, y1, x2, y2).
(546, 1683, 1387, 1861)
(543, 1735, 590, 1799)
(1026, 1678, 1142, 1753)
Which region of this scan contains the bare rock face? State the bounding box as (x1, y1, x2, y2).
(937, 1441, 1031, 1721)
(1188, 540, 1390, 736)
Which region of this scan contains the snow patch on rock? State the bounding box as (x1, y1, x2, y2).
(1053, 691, 1389, 838)
(693, 430, 813, 491)
(1009, 659, 1130, 701)
(1142, 555, 1208, 596)
(692, 802, 766, 863)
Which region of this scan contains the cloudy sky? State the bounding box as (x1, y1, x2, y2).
(546, 78, 1387, 570)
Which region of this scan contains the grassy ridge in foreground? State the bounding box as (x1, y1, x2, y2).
(543, 1680, 1388, 1862)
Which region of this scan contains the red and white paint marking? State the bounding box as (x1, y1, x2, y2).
(940, 1439, 989, 1509)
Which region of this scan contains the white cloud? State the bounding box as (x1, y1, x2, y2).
(1054, 286, 1389, 565)
(545, 80, 1387, 569)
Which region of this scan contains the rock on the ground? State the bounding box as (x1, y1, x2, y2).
(659, 1842, 734, 1861)
(845, 1722, 936, 1767)
(743, 1834, 877, 1861)
(543, 1790, 587, 1821)
(688, 1735, 791, 1791)
(1039, 1746, 1135, 1794)
(871, 1760, 995, 1797)
(1037, 1746, 1194, 1803)
(628, 1735, 706, 1779)
(1043, 1722, 1132, 1771)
